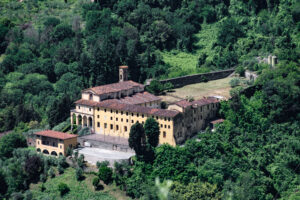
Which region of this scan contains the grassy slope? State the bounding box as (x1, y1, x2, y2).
(30, 167, 130, 200)
(160, 23, 219, 78)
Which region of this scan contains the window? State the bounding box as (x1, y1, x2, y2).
(78, 106, 81, 109)
(97, 107, 100, 111)
(160, 124, 163, 128)
(201, 115, 203, 120)
(116, 118, 118, 121)
(168, 125, 170, 129)
(126, 119, 128, 122)
(60, 145, 62, 149)
(121, 111, 123, 115)
(121, 118, 123, 122)
(97, 122, 100, 127)
(104, 109, 107, 112)
(89, 108, 91, 111)
(124, 126, 127, 132)
(89, 94, 93, 100)
(213, 104, 215, 108)
(110, 124, 113, 129)
(131, 113, 133, 116)
(104, 123, 107, 128)
(142, 114, 144, 118)
(111, 117, 113, 120)
(126, 112, 128, 116)
(163, 131, 166, 138)
(116, 125, 119, 130)
(194, 118, 196, 122)
(137, 114, 139, 117)
(111, 110, 113, 113)
(116, 111, 118, 114)
(164, 125, 167, 128)
(97, 115, 100, 118)
(168, 118, 170, 121)
(164, 117, 166, 121)
(156, 116, 158, 120)
(131, 120, 134, 123)
(207, 105, 209, 109)
(38, 141, 40, 145)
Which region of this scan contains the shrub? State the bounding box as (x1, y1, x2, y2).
(229, 78, 240, 88)
(164, 82, 174, 92)
(40, 183, 46, 192)
(48, 167, 55, 178)
(76, 167, 84, 181)
(58, 183, 70, 196)
(39, 173, 47, 183)
(147, 80, 164, 95)
(98, 165, 113, 185)
(77, 154, 85, 168)
(160, 101, 167, 109)
(236, 66, 245, 76)
(66, 147, 73, 157)
(96, 161, 109, 169)
(58, 164, 64, 174)
(92, 177, 100, 189)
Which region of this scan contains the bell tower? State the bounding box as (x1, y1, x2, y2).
(119, 66, 128, 82)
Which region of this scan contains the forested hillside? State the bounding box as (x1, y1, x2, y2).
(0, 0, 299, 131)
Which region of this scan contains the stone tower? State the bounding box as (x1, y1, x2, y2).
(119, 66, 128, 82)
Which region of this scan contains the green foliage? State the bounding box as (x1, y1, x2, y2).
(229, 78, 240, 88)
(236, 66, 245, 76)
(0, 169, 8, 197)
(147, 80, 165, 95)
(98, 165, 113, 185)
(75, 167, 84, 181)
(57, 182, 70, 196)
(144, 118, 160, 148)
(92, 177, 100, 189)
(129, 122, 146, 157)
(48, 167, 55, 179)
(0, 132, 27, 158)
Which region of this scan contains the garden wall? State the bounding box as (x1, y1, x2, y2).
(159, 68, 235, 88)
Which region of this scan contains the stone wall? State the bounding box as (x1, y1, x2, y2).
(159, 68, 235, 88)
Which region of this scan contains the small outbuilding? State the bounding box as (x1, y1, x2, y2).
(35, 130, 77, 156)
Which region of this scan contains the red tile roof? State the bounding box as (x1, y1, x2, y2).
(117, 92, 161, 105)
(75, 99, 179, 118)
(35, 130, 78, 140)
(84, 81, 144, 95)
(119, 65, 128, 69)
(210, 119, 224, 124)
(172, 97, 219, 108)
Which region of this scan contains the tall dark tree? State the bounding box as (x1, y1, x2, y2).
(0, 170, 8, 198)
(128, 122, 146, 156)
(144, 117, 160, 147)
(25, 155, 44, 183)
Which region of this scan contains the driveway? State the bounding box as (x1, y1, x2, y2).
(75, 147, 135, 166)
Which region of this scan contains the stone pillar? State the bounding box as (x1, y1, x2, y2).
(268, 55, 272, 65)
(272, 56, 277, 67)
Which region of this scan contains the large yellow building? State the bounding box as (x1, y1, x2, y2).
(35, 130, 78, 156)
(71, 66, 220, 146)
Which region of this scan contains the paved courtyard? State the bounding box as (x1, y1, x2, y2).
(75, 147, 135, 166)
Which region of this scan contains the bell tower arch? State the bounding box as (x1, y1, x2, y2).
(119, 66, 128, 82)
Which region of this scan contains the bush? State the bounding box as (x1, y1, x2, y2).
(77, 154, 85, 168)
(66, 147, 73, 157)
(236, 66, 245, 76)
(48, 167, 55, 178)
(58, 183, 70, 196)
(164, 82, 174, 92)
(160, 101, 167, 109)
(147, 80, 164, 95)
(96, 161, 109, 169)
(40, 173, 47, 183)
(92, 177, 100, 189)
(58, 164, 64, 174)
(98, 165, 113, 185)
(76, 167, 84, 181)
(229, 78, 240, 88)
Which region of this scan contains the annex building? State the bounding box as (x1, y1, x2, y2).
(71, 66, 220, 146)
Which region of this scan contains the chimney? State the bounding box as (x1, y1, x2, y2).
(119, 66, 128, 82)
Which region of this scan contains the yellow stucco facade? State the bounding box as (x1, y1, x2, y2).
(35, 131, 77, 156)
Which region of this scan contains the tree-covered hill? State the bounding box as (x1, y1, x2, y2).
(0, 0, 300, 136)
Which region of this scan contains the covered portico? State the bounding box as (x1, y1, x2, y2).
(70, 110, 94, 131)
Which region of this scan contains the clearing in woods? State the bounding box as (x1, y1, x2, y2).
(159, 77, 234, 103)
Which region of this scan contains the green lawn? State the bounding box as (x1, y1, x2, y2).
(30, 168, 127, 200)
(160, 23, 219, 78)
(159, 77, 234, 103)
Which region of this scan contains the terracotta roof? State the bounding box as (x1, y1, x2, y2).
(35, 130, 78, 140)
(119, 65, 128, 69)
(75, 99, 179, 118)
(118, 92, 161, 105)
(84, 81, 144, 95)
(174, 100, 193, 108)
(210, 119, 224, 124)
(172, 97, 219, 108)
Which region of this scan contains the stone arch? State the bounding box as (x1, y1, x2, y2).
(42, 149, 49, 154)
(88, 117, 93, 128)
(77, 115, 82, 126)
(72, 113, 76, 125)
(83, 116, 87, 127)
(37, 148, 41, 152)
(51, 151, 58, 156)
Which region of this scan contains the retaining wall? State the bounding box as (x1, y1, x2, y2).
(159, 68, 235, 88)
